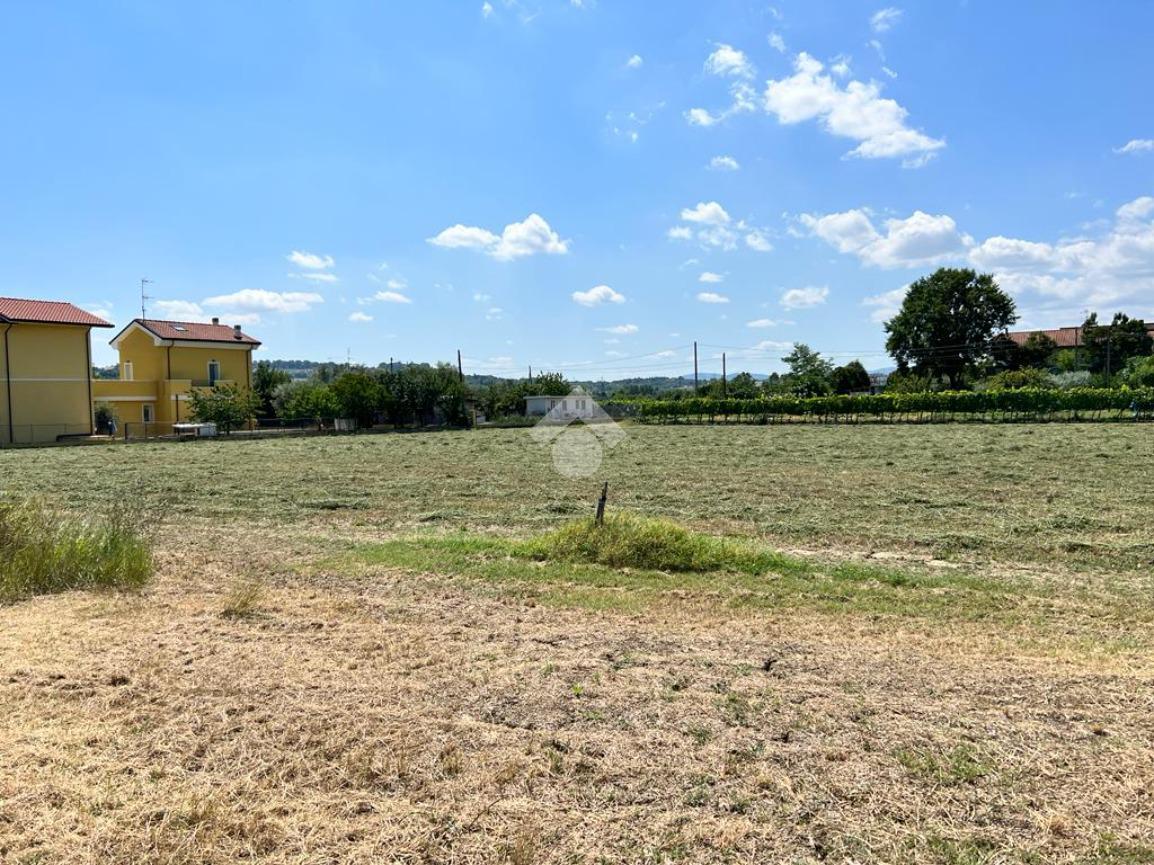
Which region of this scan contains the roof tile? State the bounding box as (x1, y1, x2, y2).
(0, 297, 113, 327)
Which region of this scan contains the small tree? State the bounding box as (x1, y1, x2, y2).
(252, 361, 291, 417)
(831, 360, 871, 394)
(782, 343, 833, 396)
(274, 380, 338, 422)
(885, 268, 1018, 389)
(188, 384, 259, 434)
(726, 371, 760, 399)
(330, 372, 381, 427)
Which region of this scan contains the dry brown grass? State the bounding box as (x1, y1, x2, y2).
(1, 427, 1153, 863)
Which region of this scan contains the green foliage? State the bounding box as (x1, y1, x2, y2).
(980, 368, 1052, 390)
(885, 268, 1018, 388)
(474, 371, 570, 419)
(1082, 312, 1153, 377)
(330, 372, 381, 426)
(93, 403, 115, 435)
(831, 360, 871, 394)
(252, 360, 292, 417)
(1124, 355, 1154, 388)
(637, 387, 1154, 423)
(0, 497, 154, 602)
(724, 371, 760, 399)
(517, 512, 802, 575)
(782, 343, 834, 396)
(274, 380, 339, 421)
(188, 383, 259, 433)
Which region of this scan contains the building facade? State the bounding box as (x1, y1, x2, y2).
(0, 298, 113, 445)
(93, 318, 260, 426)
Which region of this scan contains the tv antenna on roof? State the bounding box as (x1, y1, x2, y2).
(140, 278, 154, 319)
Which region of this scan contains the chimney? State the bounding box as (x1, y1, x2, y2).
(211, 317, 219, 326)
(234, 324, 242, 340)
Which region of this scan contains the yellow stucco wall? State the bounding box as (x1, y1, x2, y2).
(0, 322, 94, 444)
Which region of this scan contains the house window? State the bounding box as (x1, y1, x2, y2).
(142, 404, 154, 424)
(208, 360, 221, 384)
(123, 361, 134, 381)
(549, 399, 557, 410)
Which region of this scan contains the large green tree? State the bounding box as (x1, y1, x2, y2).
(831, 360, 871, 394)
(1081, 312, 1153, 380)
(781, 343, 833, 396)
(885, 268, 1018, 389)
(188, 384, 260, 434)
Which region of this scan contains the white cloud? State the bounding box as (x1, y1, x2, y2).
(768, 32, 786, 53)
(799, 208, 971, 267)
(288, 272, 339, 283)
(626, 54, 643, 69)
(780, 285, 829, 309)
(708, 155, 740, 171)
(754, 339, 793, 351)
(1116, 195, 1154, 222)
(348, 311, 373, 323)
(746, 318, 780, 328)
(764, 53, 944, 164)
(153, 299, 205, 320)
(572, 284, 626, 306)
(705, 44, 754, 78)
(1115, 139, 1154, 155)
(696, 291, 730, 303)
(373, 291, 412, 304)
(862, 286, 908, 323)
(830, 55, 852, 77)
(485, 307, 503, 321)
(473, 292, 492, 303)
(744, 230, 773, 252)
(427, 213, 569, 261)
(681, 201, 731, 225)
(599, 323, 639, 334)
(386, 278, 408, 290)
(203, 288, 324, 314)
(870, 7, 903, 33)
(698, 271, 725, 283)
(667, 226, 694, 241)
(481, 1, 493, 18)
(287, 250, 334, 270)
(685, 107, 720, 127)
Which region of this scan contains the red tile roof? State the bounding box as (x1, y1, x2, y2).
(0, 297, 113, 327)
(1008, 322, 1154, 348)
(132, 319, 261, 346)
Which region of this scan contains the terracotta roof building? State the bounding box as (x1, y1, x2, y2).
(1006, 322, 1154, 348)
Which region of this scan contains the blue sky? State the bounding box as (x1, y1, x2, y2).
(2, 1, 1152, 376)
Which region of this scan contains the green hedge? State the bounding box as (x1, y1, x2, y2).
(637, 387, 1154, 424)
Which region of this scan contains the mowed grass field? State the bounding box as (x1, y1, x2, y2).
(1, 424, 1152, 863)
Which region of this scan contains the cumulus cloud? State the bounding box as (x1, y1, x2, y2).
(862, 286, 908, 323)
(768, 32, 786, 53)
(203, 289, 324, 314)
(428, 214, 569, 260)
(870, 7, 902, 33)
(1115, 139, 1154, 155)
(744, 230, 773, 252)
(746, 318, 782, 328)
(681, 201, 732, 225)
(288, 272, 338, 283)
(698, 271, 724, 283)
(669, 201, 770, 252)
(372, 291, 412, 304)
(708, 155, 741, 171)
(626, 54, 643, 69)
(696, 291, 729, 303)
(599, 323, 639, 335)
(572, 284, 625, 306)
(780, 285, 829, 309)
(287, 250, 334, 270)
(764, 53, 944, 164)
(348, 311, 373, 322)
(799, 208, 971, 267)
(705, 44, 754, 78)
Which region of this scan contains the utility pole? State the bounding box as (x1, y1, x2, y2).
(693, 341, 699, 393)
(722, 352, 727, 398)
(140, 278, 153, 319)
(457, 349, 464, 382)
(389, 356, 394, 374)
(1105, 326, 1113, 387)
(528, 365, 533, 382)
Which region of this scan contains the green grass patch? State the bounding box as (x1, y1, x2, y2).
(0, 497, 154, 602)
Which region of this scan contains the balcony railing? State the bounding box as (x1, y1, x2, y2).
(190, 379, 236, 388)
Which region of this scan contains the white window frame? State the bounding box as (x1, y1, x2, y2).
(142, 404, 155, 424)
(123, 361, 134, 381)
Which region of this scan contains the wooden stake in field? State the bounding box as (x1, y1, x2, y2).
(595, 481, 608, 526)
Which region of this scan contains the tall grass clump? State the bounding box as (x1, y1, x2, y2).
(517, 512, 804, 575)
(0, 497, 155, 602)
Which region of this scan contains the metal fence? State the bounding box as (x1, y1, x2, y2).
(122, 417, 350, 443)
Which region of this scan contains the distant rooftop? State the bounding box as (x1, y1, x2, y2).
(0, 297, 113, 328)
(115, 318, 261, 346)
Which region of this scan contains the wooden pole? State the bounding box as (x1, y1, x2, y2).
(693, 341, 699, 393)
(595, 481, 608, 526)
(722, 352, 727, 398)
(457, 349, 464, 382)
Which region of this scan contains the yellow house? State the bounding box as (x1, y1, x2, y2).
(0, 298, 113, 445)
(93, 317, 260, 427)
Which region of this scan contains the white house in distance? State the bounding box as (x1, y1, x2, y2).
(525, 389, 597, 420)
